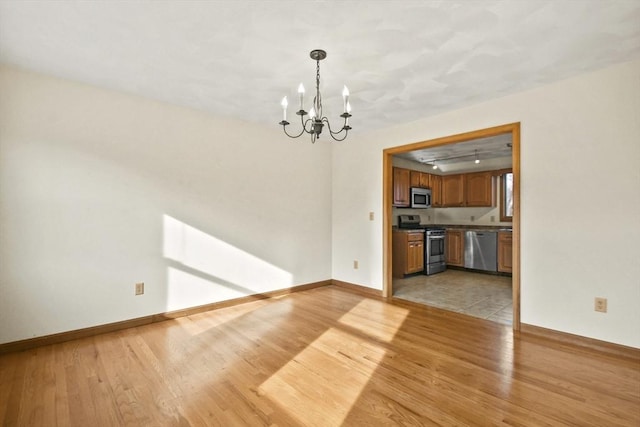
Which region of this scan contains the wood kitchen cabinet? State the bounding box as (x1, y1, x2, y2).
(392, 231, 425, 278)
(465, 171, 496, 207)
(393, 167, 411, 207)
(430, 174, 442, 207)
(498, 231, 513, 273)
(395, 167, 498, 209)
(441, 174, 465, 207)
(446, 229, 464, 267)
(410, 171, 430, 188)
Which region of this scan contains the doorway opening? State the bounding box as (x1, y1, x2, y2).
(382, 123, 521, 330)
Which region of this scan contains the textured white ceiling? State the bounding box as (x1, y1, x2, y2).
(1, 1, 639, 134)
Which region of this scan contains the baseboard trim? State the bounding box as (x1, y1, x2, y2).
(520, 323, 640, 361)
(0, 280, 331, 355)
(5, 282, 637, 360)
(331, 279, 385, 300)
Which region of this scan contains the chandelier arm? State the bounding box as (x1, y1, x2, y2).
(302, 117, 316, 134)
(280, 111, 316, 139)
(281, 122, 306, 139)
(322, 116, 351, 142)
(329, 129, 349, 142)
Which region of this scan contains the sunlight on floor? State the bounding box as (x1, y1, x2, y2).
(260, 300, 409, 425)
(162, 215, 293, 311)
(338, 299, 410, 342)
(173, 298, 272, 337)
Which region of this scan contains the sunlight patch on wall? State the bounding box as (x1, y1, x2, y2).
(166, 266, 246, 312)
(260, 300, 408, 425)
(163, 215, 293, 310)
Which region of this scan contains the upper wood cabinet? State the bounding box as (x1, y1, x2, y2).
(430, 174, 442, 207)
(393, 167, 411, 207)
(392, 166, 499, 209)
(441, 174, 465, 207)
(465, 171, 496, 207)
(410, 171, 430, 188)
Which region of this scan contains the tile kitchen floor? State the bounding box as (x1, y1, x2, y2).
(393, 269, 513, 325)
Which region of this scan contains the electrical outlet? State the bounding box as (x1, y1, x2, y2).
(470, 215, 475, 222)
(594, 297, 607, 313)
(353, 260, 359, 269)
(135, 282, 144, 296)
(490, 216, 495, 222)
(369, 212, 374, 221)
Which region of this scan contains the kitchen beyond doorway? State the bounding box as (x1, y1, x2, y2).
(392, 269, 513, 325)
(383, 122, 520, 329)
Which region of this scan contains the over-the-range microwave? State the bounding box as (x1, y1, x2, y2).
(410, 187, 431, 209)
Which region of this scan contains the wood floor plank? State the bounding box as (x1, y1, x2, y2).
(0, 352, 18, 423)
(0, 285, 638, 426)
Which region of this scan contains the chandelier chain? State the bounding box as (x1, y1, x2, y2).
(315, 58, 322, 118)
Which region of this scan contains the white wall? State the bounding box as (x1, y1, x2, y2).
(2, 60, 639, 349)
(332, 60, 640, 348)
(0, 66, 333, 344)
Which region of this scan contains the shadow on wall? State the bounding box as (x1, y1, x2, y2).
(162, 214, 293, 312)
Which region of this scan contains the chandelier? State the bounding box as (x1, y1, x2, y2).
(279, 49, 352, 143)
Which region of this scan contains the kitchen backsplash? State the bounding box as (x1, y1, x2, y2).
(392, 206, 512, 227)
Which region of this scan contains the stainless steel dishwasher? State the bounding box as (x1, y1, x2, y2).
(464, 230, 498, 272)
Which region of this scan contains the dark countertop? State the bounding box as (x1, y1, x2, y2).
(393, 224, 512, 232)
(441, 224, 512, 232)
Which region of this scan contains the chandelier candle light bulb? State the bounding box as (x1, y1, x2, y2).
(278, 49, 352, 143)
(298, 83, 305, 111)
(281, 96, 288, 121)
(342, 85, 350, 113)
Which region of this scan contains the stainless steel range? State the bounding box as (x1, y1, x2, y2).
(397, 215, 446, 276)
(424, 227, 446, 275)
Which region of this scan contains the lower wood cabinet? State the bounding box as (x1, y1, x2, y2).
(392, 231, 425, 278)
(498, 231, 513, 273)
(445, 230, 464, 267)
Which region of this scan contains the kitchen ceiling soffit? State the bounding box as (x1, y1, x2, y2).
(394, 134, 514, 174)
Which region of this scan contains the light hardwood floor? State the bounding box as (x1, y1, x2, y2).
(1, 286, 638, 426)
